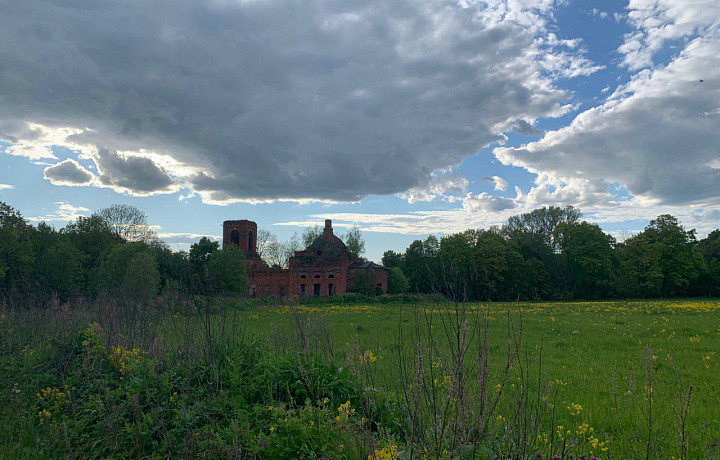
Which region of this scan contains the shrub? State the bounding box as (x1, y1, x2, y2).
(387, 267, 409, 294)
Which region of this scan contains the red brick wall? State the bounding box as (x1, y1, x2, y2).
(248, 268, 291, 297)
(223, 220, 257, 256)
(347, 267, 389, 294)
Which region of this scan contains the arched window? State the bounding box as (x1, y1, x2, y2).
(327, 274, 335, 279)
(248, 231, 254, 253)
(314, 274, 321, 279)
(300, 275, 307, 279)
(230, 229, 240, 246)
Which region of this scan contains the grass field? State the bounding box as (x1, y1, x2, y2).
(1, 298, 719, 458)
(242, 298, 720, 458)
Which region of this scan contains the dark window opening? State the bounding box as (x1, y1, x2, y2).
(327, 274, 335, 279)
(300, 275, 307, 279)
(328, 284, 335, 296)
(231, 229, 240, 246)
(248, 231, 254, 253)
(279, 285, 285, 297)
(316, 251, 322, 256)
(314, 274, 321, 279)
(300, 284, 306, 295)
(264, 285, 270, 294)
(313, 283, 321, 296)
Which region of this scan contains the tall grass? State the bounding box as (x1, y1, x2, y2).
(1, 295, 717, 458)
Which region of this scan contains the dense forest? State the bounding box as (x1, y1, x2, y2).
(384, 206, 720, 300)
(1, 199, 719, 305)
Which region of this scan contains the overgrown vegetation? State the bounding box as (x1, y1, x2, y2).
(2, 298, 718, 458)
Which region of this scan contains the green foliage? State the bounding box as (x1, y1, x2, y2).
(189, 237, 221, 294)
(0, 319, 372, 459)
(122, 252, 160, 302)
(33, 224, 83, 301)
(342, 226, 365, 259)
(62, 214, 121, 293)
(3, 299, 719, 458)
(556, 221, 616, 299)
(0, 201, 35, 289)
(387, 267, 409, 294)
(395, 208, 719, 301)
(96, 243, 156, 296)
(349, 270, 377, 296)
(402, 236, 439, 293)
(618, 215, 704, 298)
(302, 226, 322, 248)
(381, 250, 403, 268)
(699, 230, 720, 296)
(207, 246, 248, 294)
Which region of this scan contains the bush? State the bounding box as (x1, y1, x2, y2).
(0, 316, 382, 459)
(387, 267, 409, 294)
(122, 252, 160, 302)
(207, 246, 248, 295)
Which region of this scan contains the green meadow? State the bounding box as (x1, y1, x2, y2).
(1, 298, 719, 459)
(245, 298, 720, 457)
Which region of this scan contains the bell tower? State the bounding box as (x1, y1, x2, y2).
(223, 220, 257, 256)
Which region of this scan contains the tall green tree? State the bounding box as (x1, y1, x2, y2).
(505, 205, 582, 251)
(33, 223, 83, 301)
(189, 237, 220, 294)
(402, 236, 439, 293)
(381, 250, 403, 268)
(698, 230, 720, 296)
(207, 246, 248, 295)
(96, 243, 156, 296)
(302, 226, 322, 248)
(0, 201, 35, 297)
(474, 230, 512, 301)
(437, 230, 480, 300)
(387, 267, 409, 294)
(122, 251, 160, 302)
(618, 215, 703, 297)
(556, 222, 616, 299)
(643, 215, 703, 297)
(342, 227, 365, 259)
(149, 241, 190, 294)
(62, 215, 120, 292)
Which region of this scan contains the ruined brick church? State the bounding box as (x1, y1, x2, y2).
(223, 219, 388, 297)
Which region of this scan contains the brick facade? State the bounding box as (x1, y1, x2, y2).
(223, 219, 388, 297)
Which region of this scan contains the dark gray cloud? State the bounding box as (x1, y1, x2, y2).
(94, 149, 175, 194)
(0, 0, 582, 201)
(43, 159, 94, 185)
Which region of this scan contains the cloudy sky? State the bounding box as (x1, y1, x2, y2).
(1, 0, 719, 261)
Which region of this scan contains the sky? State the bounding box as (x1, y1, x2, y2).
(1, 0, 719, 262)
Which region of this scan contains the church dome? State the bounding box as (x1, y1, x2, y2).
(307, 219, 347, 253)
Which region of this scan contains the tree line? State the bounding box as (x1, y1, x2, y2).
(0, 201, 249, 306)
(2, 199, 719, 305)
(382, 206, 720, 300)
